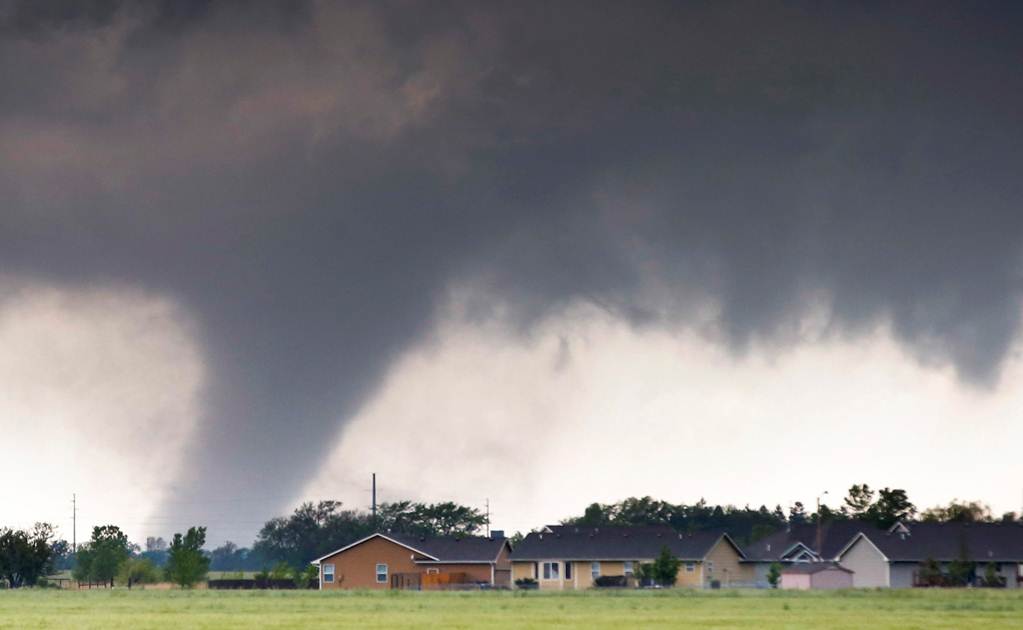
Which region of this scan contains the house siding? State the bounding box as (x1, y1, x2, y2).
(318, 536, 424, 590)
(676, 561, 703, 588)
(780, 573, 811, 590)
(840, 537, 889, 588)
(512, 561, 535, 584)
(512, 560, 636, 590)
(697, 537, 755, 588)
(810, 569, 853, 589)
(421, 563, 493, 584)
(889, 562, 915, 588)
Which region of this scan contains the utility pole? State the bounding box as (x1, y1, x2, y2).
(72, 493, 77, 553)
(485, 498, 490, 538)
(815, 490, 828, 559)
(371, 473, 377, 530)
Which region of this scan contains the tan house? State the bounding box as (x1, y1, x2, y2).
(311, 532, 512, 590)
(510, 525, 752, 589)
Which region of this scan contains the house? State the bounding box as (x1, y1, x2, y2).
(780, 562, 854, 590)
(510, 525, 753, 589)
(837, 521, 1023, 588)
(311, 532, 512, 590)
(742, 520, 879, 587)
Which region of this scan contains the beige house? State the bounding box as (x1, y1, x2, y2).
(511, 525, 752, 589)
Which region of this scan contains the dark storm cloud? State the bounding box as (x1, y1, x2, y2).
(2, 0, 1021, 532)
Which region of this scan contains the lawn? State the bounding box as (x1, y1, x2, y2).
(1, 588, 1022, 629)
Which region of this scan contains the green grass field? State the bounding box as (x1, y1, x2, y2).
(1, 588, 1022, 629)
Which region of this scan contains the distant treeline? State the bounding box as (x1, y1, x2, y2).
(3, 486, 1020, 586)
(560, 485, 1022, 545)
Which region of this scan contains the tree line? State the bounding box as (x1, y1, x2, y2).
(2, 488, 1018, 588)
(561, 485, 1021, 544)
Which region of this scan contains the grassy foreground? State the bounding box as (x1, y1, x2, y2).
(1, 588, 1022, 629)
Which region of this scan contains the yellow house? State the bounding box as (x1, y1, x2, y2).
(511, 525, 753, 589)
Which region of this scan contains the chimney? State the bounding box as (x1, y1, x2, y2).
(491, 530, 505, 540)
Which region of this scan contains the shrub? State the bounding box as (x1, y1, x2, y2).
(767, 562, 782, 589)
(292, 565, 318, 589)
(982, 562, 1006, 588)
(514, 577, 538, 589)
(652, 546, 681, 587)
(117, 558, 160, 587)
(917, 558, 944, 587)
(594, 575, 628, 588)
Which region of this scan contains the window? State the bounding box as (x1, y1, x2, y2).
(591, 562, 601, 579)
(685, 563, 695, 573)
(706, 561, 714, 573)
(564, 562, 572, 580)
(376, 563, 388, 584)
(624, 561, 634, 576)
(323, 564, 335, 584)
(542, 562, 560, 580)
(426, 568, 439, 575)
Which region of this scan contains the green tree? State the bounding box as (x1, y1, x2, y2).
(0, 523, 54, 588)
(75, 525, 131, 586)
(49, 539, 73, 571)
(865, 488, 915, 528)
(844, 484, 874, 518)
(165, 527, 210, 588)
(788, 502, 807, 525)
(766, 562, 782, 589)
(921, 500, 992, 523)
(652, 545, 681, 587)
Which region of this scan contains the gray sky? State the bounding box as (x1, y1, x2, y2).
(1, 0, 1022, 545)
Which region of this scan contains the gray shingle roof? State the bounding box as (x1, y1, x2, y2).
(744, 520, 882, 561)
(855, 522, 1023, 562)
(510, 525, 736, 561)
(387, 533, 508, 563)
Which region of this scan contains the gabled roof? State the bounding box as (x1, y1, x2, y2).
(510, 525, 743, 561)
(311, 532, 508, 565)
(743, 520, 881, 562)
(839, 522, 1023, 563)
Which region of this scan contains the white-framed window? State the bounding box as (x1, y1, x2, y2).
(426, 568, 439, 575)
(685, 562, 695, 573)
(591, 561, 601, 579)
(706, 561, 714, 573)
(376, 563, 388, 583)
(323, 564, 335, 583)
(542, 561, 560, 580)
(624, 561, 634, 576)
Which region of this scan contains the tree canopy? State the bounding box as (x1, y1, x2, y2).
(253, 499, 487, 569)
(73, 525, 132, 586)
(165, 526, 210, 588)
(0, 523, 54, 588)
